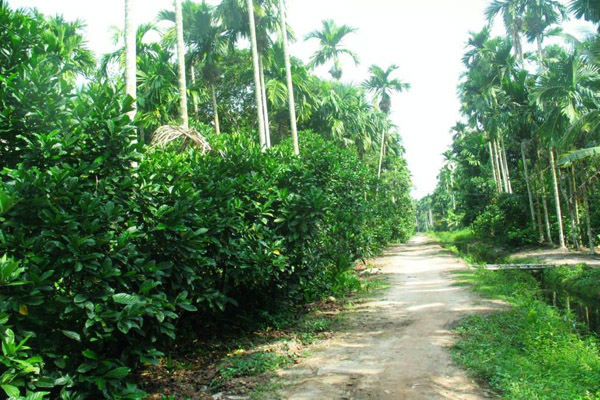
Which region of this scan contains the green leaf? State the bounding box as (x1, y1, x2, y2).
(1, 384, 19, 398)
(112, 293, 139, 305)
(73, 294, 87, 303)
(82, 349, 98, 359)
(558, 146, 600, 166)
(104, 366, 130, 379)
(61, 330, 81, 342)
(24, 392, 50, 400)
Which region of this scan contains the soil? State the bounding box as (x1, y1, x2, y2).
(511, 246, 600, 267)
(268, 234, 499, 400)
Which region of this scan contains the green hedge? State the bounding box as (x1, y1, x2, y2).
(0, 5, 413, 398)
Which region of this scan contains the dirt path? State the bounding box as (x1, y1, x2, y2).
(270, 235, 497, 400)
(511, 246, 600, 267)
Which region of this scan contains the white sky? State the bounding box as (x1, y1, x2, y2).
(6, 0, 596, 198)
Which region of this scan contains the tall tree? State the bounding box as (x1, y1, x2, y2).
(522, 0, 566, 67)
(246, 0, 267, 148)
(305, 19, 359, 80)
(486, 0, 526, 63)
(158, 1, 227, 134)
(363, 64, 410, 178)
(174, 0, 188, 128)
(124, 0, 136, 121)
(278, 0, 299, 155)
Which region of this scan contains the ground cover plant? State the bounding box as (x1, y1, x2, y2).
(438, 231, 600, 399)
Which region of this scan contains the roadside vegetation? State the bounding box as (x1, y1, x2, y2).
(434, 230, 600, 399)
(418, 0, 600, 255)
(0, 1, 413, 399)
(423, 3, 600, 395)
(453, 267, 600, 400)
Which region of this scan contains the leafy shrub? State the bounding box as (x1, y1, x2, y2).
(472, 194, 537, 247)
(543, 266, 600, 302)
(0, 5, 413, 398)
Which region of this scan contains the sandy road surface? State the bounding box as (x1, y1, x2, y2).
(271, 235, 497, 400)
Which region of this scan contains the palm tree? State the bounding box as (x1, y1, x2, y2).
(363, 64, 410, 178)
(124, 0, 137, 122)
(246, 0, 267, 148)
(486, 0, 526, 64)
(532, 50, 600, 248)
(522, 0, 566, 67)
(278, 0, 299, 155)
(305, 19, 359, 80)
(158, 1, 227, 133)
(569, 0, 600, 26)
(174, 0, 188, 128)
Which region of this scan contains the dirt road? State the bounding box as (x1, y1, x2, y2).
(271, 235, 497, 399)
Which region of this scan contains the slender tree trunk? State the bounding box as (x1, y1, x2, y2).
(450, 172, 456, 210)
(583, 183, 595, 254)
(559, 168, 579, 249)
(534, 180, 545, 243)
(211, 84, 220, 135)
(259, 55, 271, 148)
(521, 141, 536, 227)
(500, 136, 512, 193)
(279, 0, 299, 155)
(495, 139, 508, 193)
(378, 129, 385, 179)
(549, 147, 566, 248)
(540, 164, 553, 244)
(246, 0, 266, 149)
(190, 64, 199, 115)
(488, 141, 501, 193)
(174, 0, 188, 128)
(124, 0, 136, 122)
(571, 166, 582, 242)
(536, 35, 545, 71)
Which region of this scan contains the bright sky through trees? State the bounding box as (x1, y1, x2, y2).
(7, 0, 593, 198)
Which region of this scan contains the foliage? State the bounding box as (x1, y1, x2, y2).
(0, 3, 414, 398)
(542, 265, 600, 302)
(472, 194, 537, 247)
(453, 268, 600, 399)
(432, 229, 509, 264)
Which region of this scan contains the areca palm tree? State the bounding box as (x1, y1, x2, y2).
(486, 0, 526, 63)
(532, 50, 600, 248)
(174, 0, 188, 128)
(246, 0, 267, 148)
(569, 0, 600, 26)
(158, 1, 227, 133)
(305, 19, 358, 80)
(363, 64, 410, 178)
(217, 0, 277, 147)
(125, 0, 136, 121)
(522, 0, 566, 67)
(278, 0, 299, 154)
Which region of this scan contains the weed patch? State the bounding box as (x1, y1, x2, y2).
(451, 269, 600, 399)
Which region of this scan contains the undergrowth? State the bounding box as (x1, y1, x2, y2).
(449, 246, 600, 399)
(431, 229, 509, 264)
(141, 272, 388, 398)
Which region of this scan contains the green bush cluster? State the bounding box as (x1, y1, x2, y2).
(472, 194, 537, 247)
(543, 266, 600, 302)
(0, 5, 413, 398)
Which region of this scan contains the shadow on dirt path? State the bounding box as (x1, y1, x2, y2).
(269, 234, 498, 400)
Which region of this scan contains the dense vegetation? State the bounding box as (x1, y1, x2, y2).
(453, 267, 600, 399)
(0, 1, 413, 398)
(418, 0, 600, 252)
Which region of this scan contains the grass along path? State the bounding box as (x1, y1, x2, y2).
(434, 230, 600, 399)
